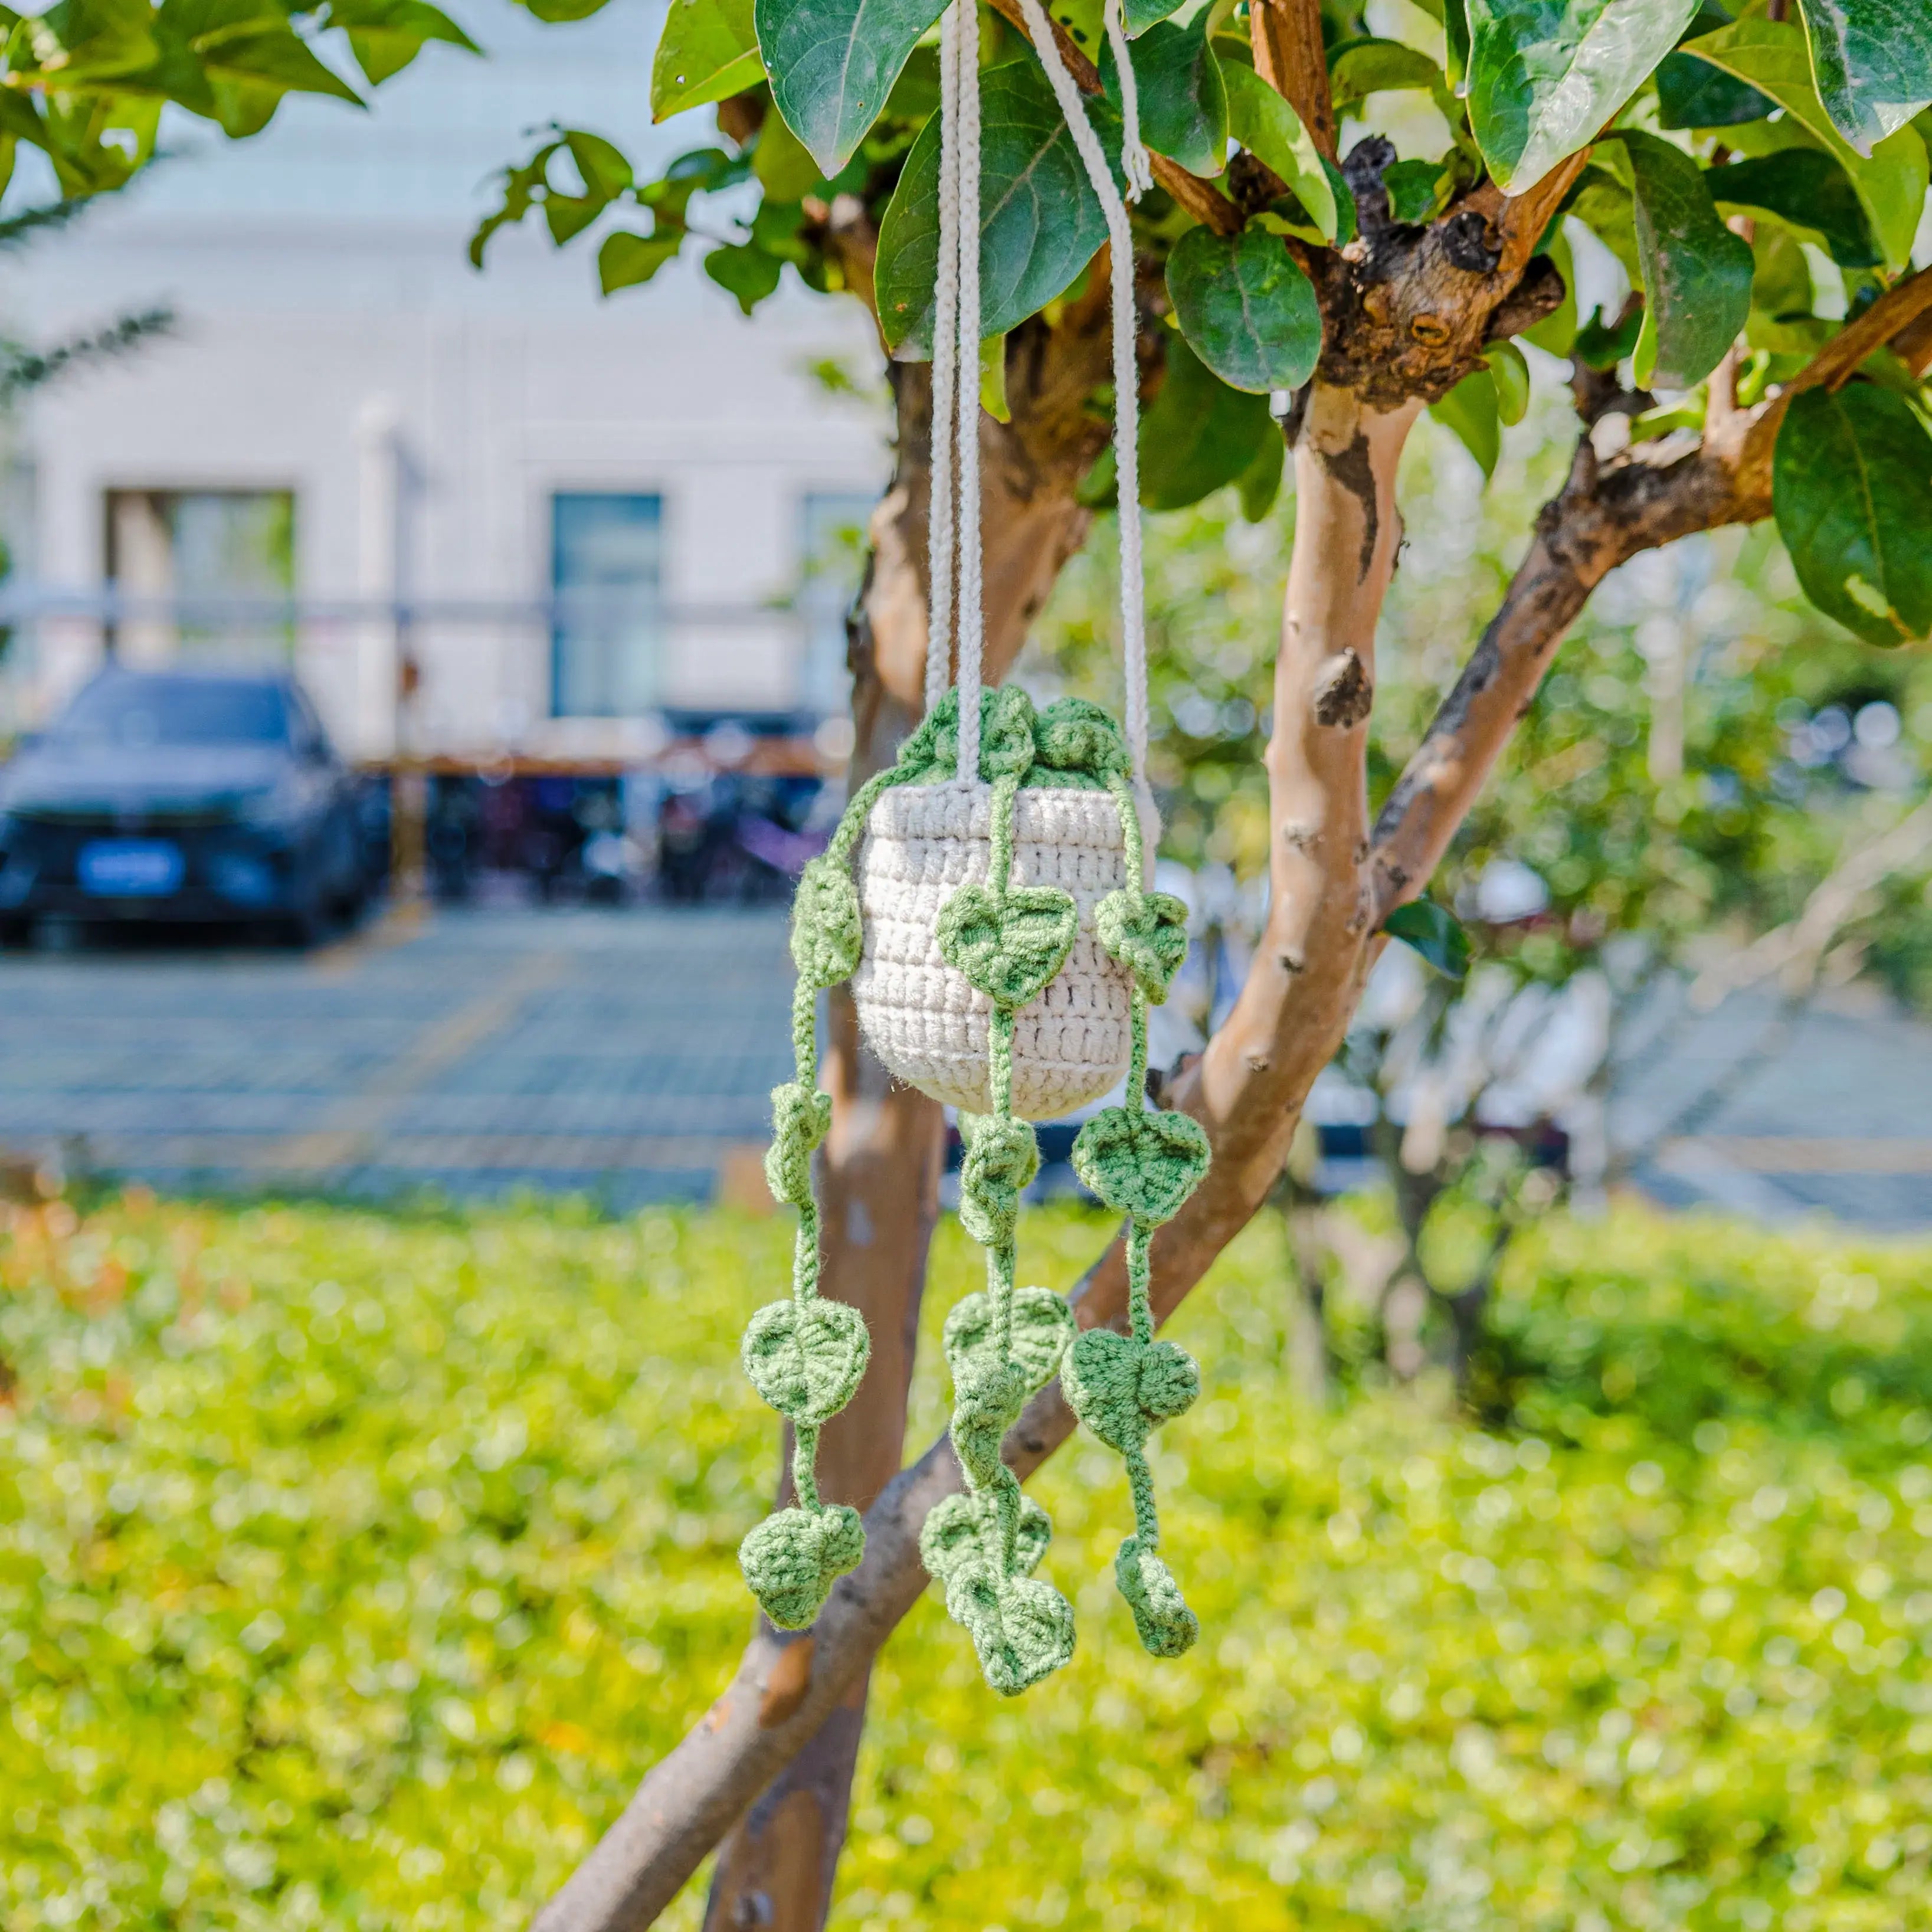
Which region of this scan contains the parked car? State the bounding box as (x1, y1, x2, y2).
(0, 664, 369, 943)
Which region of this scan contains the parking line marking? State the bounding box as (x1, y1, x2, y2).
(254, 947, 571, 1174)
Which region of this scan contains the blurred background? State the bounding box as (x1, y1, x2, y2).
(0, 0, 1923, 1235)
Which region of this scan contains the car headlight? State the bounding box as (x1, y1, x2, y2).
(238, 777, 317, 830)
(238, 785, 292, 829)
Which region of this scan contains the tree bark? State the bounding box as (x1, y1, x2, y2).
(695, 326, 1115, 1932)
(1249, 0, 1337, 161)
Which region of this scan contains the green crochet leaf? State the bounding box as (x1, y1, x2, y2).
(790, 856, 863, 988)
(739, 1502, 865, 1631)
(957, 1115, 1040, 1246)
(1072, 1106, 1211, 1224)
(942, 1285, 1073, 1395)
(1114, 1534, 1199, 1658)
(764, 1082, 833, 1208)
(1032, 696, 1128, 781)
(950, 1353, 1030, 1489)
(940, 1564, 1077, 1697)
(979, 685, 1039, 781)
(921, 1485, 1052, 1586)
(1062, 1330, 1199, 1453)
(938, 883, 1079, 1009)
(741, 1296, 869, 1425)
(1095, 889, 1190, 1004)
(894, 685, 1039, 785)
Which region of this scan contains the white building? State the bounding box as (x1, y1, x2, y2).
(2, 0, 888, 761)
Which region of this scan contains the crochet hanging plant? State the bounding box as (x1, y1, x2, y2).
(736, 0, 1210, 1695)
(745, 686, 1209, 1688)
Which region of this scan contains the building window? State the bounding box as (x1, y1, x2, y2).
(551, 492, 663, 718)
(798, 492, 873, 716)
(105, 489, 296, 660)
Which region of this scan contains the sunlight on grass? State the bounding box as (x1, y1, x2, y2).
(1, 1191, 1928, 1928)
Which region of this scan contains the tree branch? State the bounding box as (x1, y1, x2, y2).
(534, 385, 1418, 1929)
(1732, 261, 1932, 492)
(1369, 260, 1932, 916)
(1248, 0, 1337, 161)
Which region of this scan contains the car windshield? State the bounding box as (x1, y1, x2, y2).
(53, 676, 291, 749)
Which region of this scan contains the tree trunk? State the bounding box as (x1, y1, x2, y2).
(698, 335, 1112, 1932)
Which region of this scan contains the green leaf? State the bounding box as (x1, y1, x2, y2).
(1522, 221, 1578, 355)
(324, 0, 477, 87)
(1222, 60, 1335, 241)
(1076, 441, 1119, 509)
(198, 27, 366, 113)
(1746, 223, 1820, 352)
(755, 0, 947, 175)
(1383, 898, 1472, 980)
(598, 228, 683, 292)
(1381, 157, 1448, 223)
(1329, 36, 1448, 117)
(1485, 338, 1531, 424)
(1682, 18, 1930, 266)
(1124, 0, 1185, 31)
(1616, 129, 1752, 389)
(14, 0, 156, 84)
(1573, 299, 1642, 368)
(1655, 47, 1772, 127)
(1444, 0, 1469, 91)
(1566, 161, 1641, 280)
(1465, 0, 1699, 191)
(706, 240, 785, 314)
(1046, 0, 1105, 57)
(470, 135, 564, 267)
(1165, 224, 1321, 394)
(1773, 384, 1932, 647)
(1709, 148, 1879, 268)
(518, 0, 614, 19)
(1139, 332, 1273, 511)
(1796, 0, 1932, 155)
(875, 61, 1122, 355)
(980, 332, 1010, 423)
(543, 192, 602, 245)
(564, 129, 634, 199)
(1236, 418, 1285, 521)
(752, 104, 823, 199)
(1101, 13, 1226, 178)
(651, 0, 763, 119)
(1429, 367, 1499, 479)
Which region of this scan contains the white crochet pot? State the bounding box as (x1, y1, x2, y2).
(852, 780, 1137, 1119)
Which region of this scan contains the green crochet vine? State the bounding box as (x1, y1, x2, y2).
(739, 686, 1210, 1685)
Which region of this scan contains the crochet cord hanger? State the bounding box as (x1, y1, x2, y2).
(736, 0, 1213, 1693)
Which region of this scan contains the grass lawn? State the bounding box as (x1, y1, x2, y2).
(2, 1188, 1931, 1930)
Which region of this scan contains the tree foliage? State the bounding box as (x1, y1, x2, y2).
(0, 0, 477, 201)
(476, 0, 1932, 646)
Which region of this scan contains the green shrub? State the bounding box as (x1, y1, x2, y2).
(1, 1192, 1929, 1930)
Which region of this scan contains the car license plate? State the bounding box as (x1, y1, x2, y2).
(78, 838, 185, 898)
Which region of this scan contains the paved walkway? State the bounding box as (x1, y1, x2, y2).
(0, 908, 795, 1210)
(1615, 978, 1932, 1232)
(0, 906, 1925, 1227)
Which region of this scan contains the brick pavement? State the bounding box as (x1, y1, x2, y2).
(0, 906, 1925, 1226)
(0, 906, 795, 1210)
